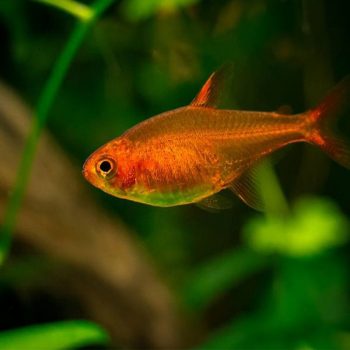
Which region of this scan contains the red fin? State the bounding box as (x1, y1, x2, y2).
(316, 136, 350, 169)
(191, 63, 233, 108)
(229, 168, 264, 211)
(306, 76, 350, 169)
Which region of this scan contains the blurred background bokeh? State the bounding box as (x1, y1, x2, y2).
(0, 0, 350, 349)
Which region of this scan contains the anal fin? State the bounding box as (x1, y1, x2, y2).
(196, 193, 233, 212)
(229, 168, 264, 211)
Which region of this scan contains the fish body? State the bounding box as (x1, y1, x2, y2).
(83, 67, 350, 210)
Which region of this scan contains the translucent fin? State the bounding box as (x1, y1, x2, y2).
(229, 168, 264, 211)
(306, 75, 350, 169)
(314, 135, 350, 169)
(196, 193, 233, 212)
(191, 63, 234, 108)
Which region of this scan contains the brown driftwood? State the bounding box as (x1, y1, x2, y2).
(0, 83, 191, 348)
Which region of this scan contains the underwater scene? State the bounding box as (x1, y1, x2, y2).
(0, 0, 350, 349)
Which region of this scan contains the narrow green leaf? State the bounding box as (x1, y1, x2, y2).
(0, 0, 115, 266)
(33, 0, 93, 21)
(0, 320, 109, 350)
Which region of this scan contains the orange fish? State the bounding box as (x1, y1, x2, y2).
(83, 67, 350, 210)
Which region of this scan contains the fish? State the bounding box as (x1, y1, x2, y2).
(82, 66, 350, 210)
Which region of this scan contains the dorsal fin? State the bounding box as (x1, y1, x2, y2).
(229, 167, 264, 211)
(191, 63, 233, 108)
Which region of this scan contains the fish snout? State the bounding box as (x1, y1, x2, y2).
(82, 157, 94, 183)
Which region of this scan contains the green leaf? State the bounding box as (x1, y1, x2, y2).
(0, 320, 110, 350)
(244, 197, 349, 257)
(33, 0, 93, 21)
(182, 247, 269, 311)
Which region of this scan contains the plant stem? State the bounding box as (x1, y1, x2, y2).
(257, 159, 290, 219)
(0, 0, 115, 265)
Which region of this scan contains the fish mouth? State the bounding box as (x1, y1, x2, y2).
(82, 158, 93, 183)
(82, 167, 89, 181)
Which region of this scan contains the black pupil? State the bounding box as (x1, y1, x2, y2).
(100, 160, 112, 173)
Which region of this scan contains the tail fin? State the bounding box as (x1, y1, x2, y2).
(306, 76, 350, 169)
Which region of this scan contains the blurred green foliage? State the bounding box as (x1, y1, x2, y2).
(197, 243, 349, 349)
(245, 197, 349, 257)
(0, 320, 109, 350)
(0, 0, 350, 349)
(185, 197, 350, 349)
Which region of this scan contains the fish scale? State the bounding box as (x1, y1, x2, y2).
(83, 66, 350, 210)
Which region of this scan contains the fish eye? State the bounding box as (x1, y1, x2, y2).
(100, 160, 112, 172)
(96, 158, 116, 178)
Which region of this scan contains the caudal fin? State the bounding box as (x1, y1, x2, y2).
(306, 76, 350, 169)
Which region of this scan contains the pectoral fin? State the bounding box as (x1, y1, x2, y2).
(229, 168, 264, 211)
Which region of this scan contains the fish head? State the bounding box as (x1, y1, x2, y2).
(82, 138, 136, 199)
